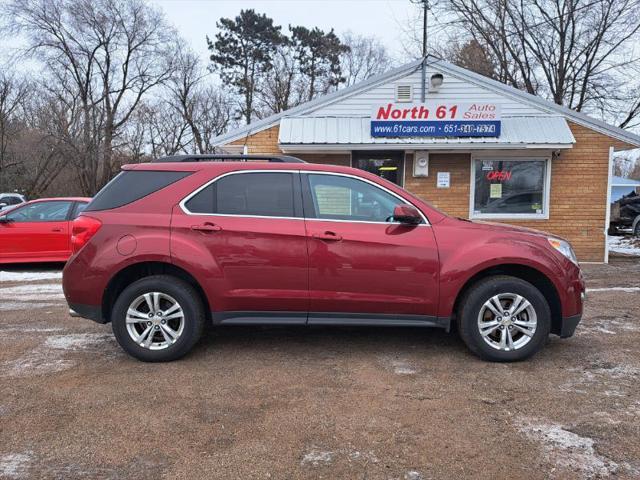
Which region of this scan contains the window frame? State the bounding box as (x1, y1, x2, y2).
(301, 171, 429, 225)
(469, 155, 552, 220)
(179, 170, 303, 219)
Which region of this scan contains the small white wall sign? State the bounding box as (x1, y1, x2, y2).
(437, 172, 450, 188)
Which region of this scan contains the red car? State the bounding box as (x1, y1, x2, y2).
(63, 156, 585, 362)
(0, 197, 91, 264)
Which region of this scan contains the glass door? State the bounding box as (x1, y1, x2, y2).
(352, 151, 405, 186)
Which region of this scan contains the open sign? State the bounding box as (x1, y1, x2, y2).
(486, 170, 512, 181)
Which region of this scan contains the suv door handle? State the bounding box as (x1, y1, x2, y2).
(191, 222, 222, 233)
(51, 227, 63, 232)
(311, 231, 342, 241)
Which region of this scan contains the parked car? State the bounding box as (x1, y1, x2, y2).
(0, 193, 26, 212)
(63, 155, 585, 363)
(0, 197, 91, 263)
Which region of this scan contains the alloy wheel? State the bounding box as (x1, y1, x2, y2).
(125, 292, 185, 350)
(477, 293, 537, 351)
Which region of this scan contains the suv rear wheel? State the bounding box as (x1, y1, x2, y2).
(111, 275, 205, 362)
(457, 275, 551, 362)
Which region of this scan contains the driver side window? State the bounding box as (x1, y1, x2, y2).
(305, 174, 401, 223)
(6, 201, 72, 223)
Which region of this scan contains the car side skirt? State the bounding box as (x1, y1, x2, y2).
(212, 311, 451, 330)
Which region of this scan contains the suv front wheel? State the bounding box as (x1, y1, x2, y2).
(457, 275, 551, 362)
(111, 275, 205, 362)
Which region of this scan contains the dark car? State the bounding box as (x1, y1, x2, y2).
(63, 155, 585, 362)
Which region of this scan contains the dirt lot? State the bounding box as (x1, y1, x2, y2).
(1, 256, 639, 480)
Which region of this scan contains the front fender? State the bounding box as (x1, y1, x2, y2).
(434, 231, 568, 319)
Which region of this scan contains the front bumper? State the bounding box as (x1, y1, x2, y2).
(68, 303, 106, 324)
(560, 314, 582, 338)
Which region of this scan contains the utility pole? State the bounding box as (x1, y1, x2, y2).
(411, 0, 430, 101)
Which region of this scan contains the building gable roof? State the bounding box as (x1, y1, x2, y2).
(212, 56, 640, 148)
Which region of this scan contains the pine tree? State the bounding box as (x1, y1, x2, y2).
(208, 10, 286, 124)
(290, 26, 350, 101)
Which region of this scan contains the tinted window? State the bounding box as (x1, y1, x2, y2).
(6, 201, 72, 222)
(4, 196, 23, 206)
(185, 172, 295, 217)
(473, 159, 546, 215)
(306, 174, 402, 222)
(85, 170, 191, 212)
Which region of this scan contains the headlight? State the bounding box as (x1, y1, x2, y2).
(548, 238, 578, 264)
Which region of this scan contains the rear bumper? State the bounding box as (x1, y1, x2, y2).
(68, 303, 106, 324)
(560, 314, 582, 338)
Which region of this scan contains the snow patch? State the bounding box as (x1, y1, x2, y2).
(2, 333, 113, 378)
(0, 271, 62, 282)
(405, 471, 424, 480)
(381, 356, 418, 375)
(517, 417, 617, 478)
(301, 446, 379, 467)
(580, 317, 640, 336)
(0, 303, 58, 312)
(0, 326, 63, 334)
(608, 236, 640, 256)
(0, 283, 63, 296)
(0, 452, 32, 478)
(301, 450, 334, 466)
(45, 333, 111, 350)
(586, 287, 640, 293)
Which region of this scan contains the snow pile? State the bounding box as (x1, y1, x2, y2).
(608, 235, 640, 256)
(0, 271, 62, 282)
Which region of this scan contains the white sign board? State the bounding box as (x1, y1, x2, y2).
(371, 102, 501, 138)
(437, 172, 450, 188)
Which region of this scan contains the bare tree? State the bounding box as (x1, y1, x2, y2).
(441, 0, 640, 125)
(340, 32, 394, 86)
(258, 45, 306, 115)
(0, 70, 30, 190)
(4, 0, 176, 194)
(166, 45, 233, 153)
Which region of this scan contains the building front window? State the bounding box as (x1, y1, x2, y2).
(352, 151, 404, 186)
(471, 157, 549, 219)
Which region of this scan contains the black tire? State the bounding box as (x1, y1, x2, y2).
(456, 275, 551, 362)
(634, 221, 640, 237)
(111, 275, 205, 362)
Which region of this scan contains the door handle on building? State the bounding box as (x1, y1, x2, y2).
(312, 231, 342, 241)
(191, 223, 222, 233)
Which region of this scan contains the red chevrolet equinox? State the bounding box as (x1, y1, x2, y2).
(63, 155, 585, 362)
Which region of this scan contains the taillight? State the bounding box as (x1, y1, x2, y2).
(71, 215, 102, 254)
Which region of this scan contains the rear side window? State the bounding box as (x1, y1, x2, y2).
(85, 171, 191, 212)
(185, 172, 296, 218)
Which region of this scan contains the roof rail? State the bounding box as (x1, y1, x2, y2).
(153, 154, 306, 163)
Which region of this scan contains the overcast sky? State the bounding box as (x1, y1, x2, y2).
(150, 0, 422, 61)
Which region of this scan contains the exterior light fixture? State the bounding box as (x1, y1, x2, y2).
(429, 73, 444, 92)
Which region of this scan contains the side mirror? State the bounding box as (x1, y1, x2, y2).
(392, 204, 422, 225)
(0, 203, 7, 209)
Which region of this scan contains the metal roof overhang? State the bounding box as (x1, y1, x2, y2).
(278, 115, 575, 152)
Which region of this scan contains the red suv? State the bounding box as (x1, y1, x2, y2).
(63, 155, 585, 362)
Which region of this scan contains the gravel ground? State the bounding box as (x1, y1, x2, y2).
(0, 257, 639, 480)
